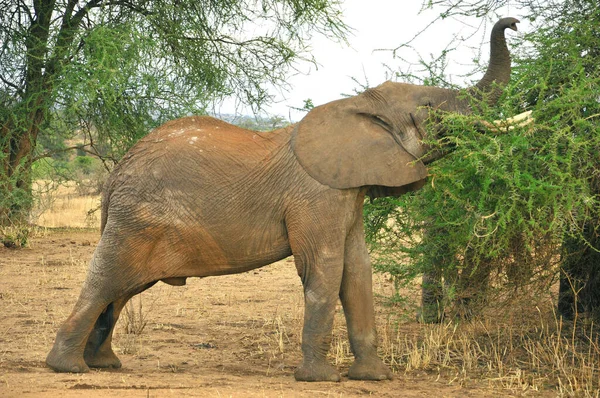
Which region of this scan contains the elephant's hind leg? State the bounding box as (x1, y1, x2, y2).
(46, 287, 111, 373)
(47, 240, 151, 373)
(83, 282, 156, 369)
(82, 302, 120, 369)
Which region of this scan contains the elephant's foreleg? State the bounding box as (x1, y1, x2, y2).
(293, 251, 344, 382)
(339, 219, 393, 380)
(288, 211, 346, 382)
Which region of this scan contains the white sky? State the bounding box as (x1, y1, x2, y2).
(219, 1, 525, 121)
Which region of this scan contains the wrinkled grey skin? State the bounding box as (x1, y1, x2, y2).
(47, 18, 518, 382)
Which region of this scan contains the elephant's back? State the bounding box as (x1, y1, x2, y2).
(101, 116, 296, 228)
(137, 115, 287, 166)
(110, 116, 290, 186)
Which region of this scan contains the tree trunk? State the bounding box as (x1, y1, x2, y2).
(1, 0, 62, 225)
(1, 77, 49, 226)
(559, 225, 600, 322)
(0, 102, 45, 225)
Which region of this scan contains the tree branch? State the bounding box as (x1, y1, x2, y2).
(32, 144, 87, 162)
(0, 74, 23, 96)
(32, 143, 117, 170)
(102, 0, 155, 17)
(44, 0, 103, 80)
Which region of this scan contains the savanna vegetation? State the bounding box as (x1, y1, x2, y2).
(1, 0, 599, 395)
(366, 0, 600, 316)
(363, 0, 600, 394)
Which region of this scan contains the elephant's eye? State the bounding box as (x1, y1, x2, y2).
(370, 115, 392, 132)
(420, 98, 434, 108)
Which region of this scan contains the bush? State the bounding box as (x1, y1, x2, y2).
(365, 2, 600, 322)
(0, 223, 31, 248)
(73, 156, 94, 175)
(366, 88, 600, 317)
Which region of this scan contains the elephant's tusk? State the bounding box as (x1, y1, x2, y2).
(481, 111, 534, 133)
(506, 110, 533, 124)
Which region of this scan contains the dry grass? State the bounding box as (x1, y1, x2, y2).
(375, 304, 600, 397)
(32, 181, 101, 228)
(122, 295, 151, 336)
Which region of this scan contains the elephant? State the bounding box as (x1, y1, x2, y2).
(46, 17, 519, 382)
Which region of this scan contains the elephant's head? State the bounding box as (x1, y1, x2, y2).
(292, 17, 519, 195)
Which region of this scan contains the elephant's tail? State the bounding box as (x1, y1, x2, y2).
(100, 188, 109, 235)
(100, 173, 116, 235)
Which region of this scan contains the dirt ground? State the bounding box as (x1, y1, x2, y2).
(0, 229, 546, 397)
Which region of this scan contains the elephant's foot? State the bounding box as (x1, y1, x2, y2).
(46, 346, 90, 373)
(84, 347, 122, 369)
(348, 356, 393, 380)
(294, 360, 341, 382)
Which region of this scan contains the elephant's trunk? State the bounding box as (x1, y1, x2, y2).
(471, 17, 519, 106)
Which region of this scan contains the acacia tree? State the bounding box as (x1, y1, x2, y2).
(365, 0, 600, 321)
(0, 0, 345, 225)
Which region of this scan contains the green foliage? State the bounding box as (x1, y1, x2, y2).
(0, 150, 34, 224)
(366, 1, 600, 305)
(31, 158, 65, 182)
(32, 154, 109, 197)
(301, 99, 315, 111)
(73, 157, 94, 175)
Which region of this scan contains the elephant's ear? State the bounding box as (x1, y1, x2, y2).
(291, 97, 428, 190)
